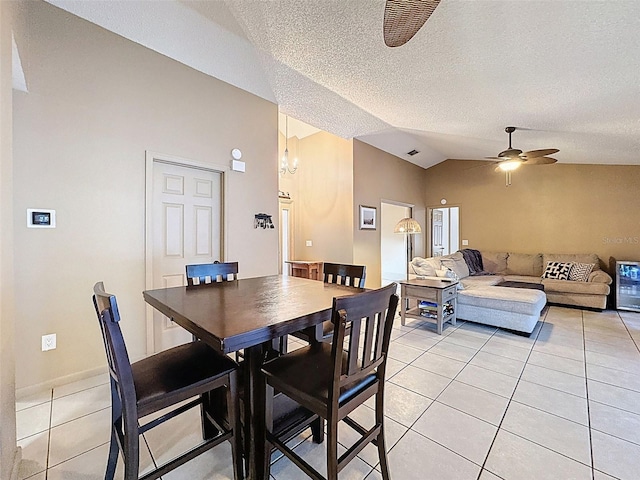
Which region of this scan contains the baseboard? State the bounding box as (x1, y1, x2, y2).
(16, 366, 107, 400)
(10, 446, 22, 480)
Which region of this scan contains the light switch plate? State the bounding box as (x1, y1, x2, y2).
(462, 240, 469, 246)
(306, 240, 312, 247)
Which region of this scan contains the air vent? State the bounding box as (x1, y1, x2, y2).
(407, 149, 419, 156)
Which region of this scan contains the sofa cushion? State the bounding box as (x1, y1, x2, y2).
(544, 253, 601, 271)
(440, 252, 470, 279)
(461, 276, 504, 289)
(481, 252, 507, 274)
(569, 263, 595, 282)
(542, 261, 573, 280)
(542, 278, 610, 296)
(410, 257, 441, 277)
(458, 286, 546, 315)
(507, 253, 543, 277)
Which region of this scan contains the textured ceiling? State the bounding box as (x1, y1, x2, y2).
(48, 0, 640, 168)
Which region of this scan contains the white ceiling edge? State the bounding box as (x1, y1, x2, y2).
(356, 128, 447, 169)
(12, 33, 27, 93)
(278, 112, 321, 140)
(46, 0, 276, 103)
(46, 0, 411, 161)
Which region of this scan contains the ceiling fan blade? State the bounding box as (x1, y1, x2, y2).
(383, 0, 441, 47)
(498, 148, 523, 158)
(523, 157, 557, 165)
(521, 148, 559, 159)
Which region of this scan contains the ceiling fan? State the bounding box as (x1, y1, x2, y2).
(486, 127, 559, 186)
(383, 0, 441, 47)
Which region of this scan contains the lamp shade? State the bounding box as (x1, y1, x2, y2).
(394, 217, 422, 234)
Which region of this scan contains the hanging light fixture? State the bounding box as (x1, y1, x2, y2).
(280, 115, 298, 175)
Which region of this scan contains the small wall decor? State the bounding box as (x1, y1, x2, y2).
(359, 205, 377, 230)
(278, 190, 291, 199)
(254, 213, 274, 229)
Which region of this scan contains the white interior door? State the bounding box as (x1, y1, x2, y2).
(151, 160, 222, 351)
(430, 207, 459, 257)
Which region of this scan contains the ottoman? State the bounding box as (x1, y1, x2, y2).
(457, 286, 547, 334)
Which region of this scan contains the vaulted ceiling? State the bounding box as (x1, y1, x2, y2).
(48, 0, 640, 169)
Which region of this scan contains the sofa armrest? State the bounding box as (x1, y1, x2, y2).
(588, 270, 612, 285)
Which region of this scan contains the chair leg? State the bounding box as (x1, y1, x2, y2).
(311, 417, 324, 443)
(326, 418, 339, 480)
(376, 392, 391, 480)
(122, 422, 140, 480)
(105, 429, 119, 480)
(227, 372, 244, 480)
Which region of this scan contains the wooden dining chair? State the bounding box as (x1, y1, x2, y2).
(92, 282, 243, 480)
(186, 261, 287, 358)
(186, 261, 239, 286)
(294, 262, 367, 344)
(261, 283, 399, 480)
(323, 262, 367, 288)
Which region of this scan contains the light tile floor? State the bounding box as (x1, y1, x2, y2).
(16, 306, 640, 479)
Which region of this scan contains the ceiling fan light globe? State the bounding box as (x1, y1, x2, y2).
(498, 159, 522, 172)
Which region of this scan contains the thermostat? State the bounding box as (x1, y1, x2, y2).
(27, 209, 56, 228)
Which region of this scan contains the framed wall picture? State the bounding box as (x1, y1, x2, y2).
(359, 205, 377, 230)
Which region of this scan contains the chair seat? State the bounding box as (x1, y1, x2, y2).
(133, 341, 237, 417)
(262, 342, 377, 416)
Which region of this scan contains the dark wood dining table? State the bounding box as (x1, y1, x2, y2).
(143, 274, 363, 480)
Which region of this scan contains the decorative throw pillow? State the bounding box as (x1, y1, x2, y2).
(569, 262, 595, 282)
(542, 261, 573, 280)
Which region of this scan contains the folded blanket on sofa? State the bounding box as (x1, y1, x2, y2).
(460, 248, 493, 276)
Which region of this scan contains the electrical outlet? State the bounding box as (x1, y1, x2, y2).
(42, 334, 56, 351)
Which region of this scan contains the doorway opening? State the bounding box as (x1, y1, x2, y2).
(428, 206, 459, 257)
(279, 198, 294, 274)
(381, 202, 412, 286)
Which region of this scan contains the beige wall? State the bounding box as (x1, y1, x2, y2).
(353, 140, 427, 288)
(279, 131, 354, 265)
(13, 1, 279, 390)
(1, 1, 17, 475)
(424, 159, 640, 271)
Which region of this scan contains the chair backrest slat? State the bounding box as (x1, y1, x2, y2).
(92, 282, 137, 421)
(329, 284, 398, 400)
(323, 263, 366, 288)
(186, 261, 239, 286)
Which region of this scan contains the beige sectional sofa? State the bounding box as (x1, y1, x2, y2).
(411, 251, 612, 310)
(409, 251, 613, 334)
(478, 251, 612, 310)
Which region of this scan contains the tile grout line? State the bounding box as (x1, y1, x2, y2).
(475, 306, 548, 479)
(581, 309, 596, 480)
(386, 321, 502, 474)
(45, 388, 53, 480)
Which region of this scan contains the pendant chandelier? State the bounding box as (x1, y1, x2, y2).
(280, 115, 298, 175)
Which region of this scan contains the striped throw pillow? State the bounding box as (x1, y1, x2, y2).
(569, 263, 595, 282)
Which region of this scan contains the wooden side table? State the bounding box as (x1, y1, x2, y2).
(285, 260, 322, 281)
(400, 278, 458, 334)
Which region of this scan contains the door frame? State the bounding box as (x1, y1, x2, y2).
(144, 150, 229, 354)
(380, 199, 414, 284)
(427, 205, 460, 257)
(278, 198, 294, 274)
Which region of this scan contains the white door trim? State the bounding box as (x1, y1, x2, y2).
(144, 150, 229, 354)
